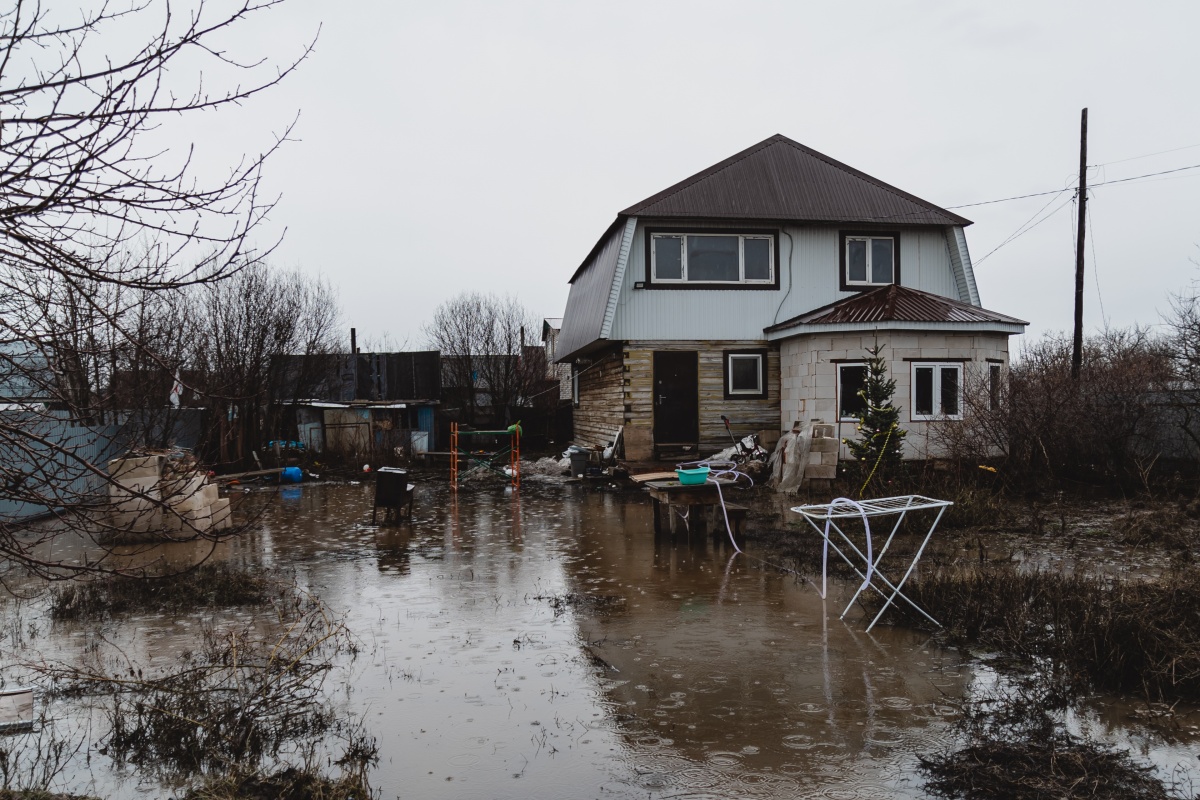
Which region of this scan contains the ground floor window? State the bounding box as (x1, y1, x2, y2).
(838, 363, 868, 421)
(724, 349, 767, 398)
(989, 362, 1003, 411)
(912, 363, 962, 420)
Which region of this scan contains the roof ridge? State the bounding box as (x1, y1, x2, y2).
(620, 135, 786, 216)
(772, 137, 961, 220)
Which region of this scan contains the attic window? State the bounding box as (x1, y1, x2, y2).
(840, 231, 900, 290)
(648, 231, 776, 286)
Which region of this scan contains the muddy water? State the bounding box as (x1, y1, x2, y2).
(2, 482, 1195, 798)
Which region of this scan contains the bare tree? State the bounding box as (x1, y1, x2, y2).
(1163, 262, 1200, 455)
(424, 292, 541, 425)
(195, 264, 342, 467)
(0, 0, 313, 579)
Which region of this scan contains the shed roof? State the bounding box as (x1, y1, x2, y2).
(620, 134, 972, 227)
(766, 284, 1027, 333)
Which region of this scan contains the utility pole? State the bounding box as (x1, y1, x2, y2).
(1071, 108, 1088, 380)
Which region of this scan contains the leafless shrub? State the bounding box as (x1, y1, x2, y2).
(932, 329, 1174, 492)
(40, 583, 359, 776)
(880, 564, 1200, 703)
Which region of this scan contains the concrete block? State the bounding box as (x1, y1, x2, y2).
(812, 424, 836, 439)
(810, 437, 839, 453)
(200, 483, 219, 506)
(162, 510, 185, 532)
(804, 464, 837, 480)
(109, 507, 162, 533)
(109, 455, 163, 481)
(109, 477, 161, 513)
(164, 475, 207, 511)
(211, 497, 232, 531)
(182, 505, 214, 533)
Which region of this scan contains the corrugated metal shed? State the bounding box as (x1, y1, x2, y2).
(620, 134, 972, 227)
(766, 285, 1027, 333)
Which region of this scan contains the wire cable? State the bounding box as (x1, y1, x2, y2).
(973, 192, 1076, 266)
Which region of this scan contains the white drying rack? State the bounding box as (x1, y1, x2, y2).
(791, 494, 952, 632)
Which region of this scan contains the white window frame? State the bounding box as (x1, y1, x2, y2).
(911, 362, 963, 421)
(837, 362, 868, 422)
(726, 352, 765, 396)
(844, 235, 896, 287)
(650, 233, 775, 285)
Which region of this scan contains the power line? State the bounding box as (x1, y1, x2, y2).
(1092, 141, 1200, 167)
(973, 189, 1076, 266)
(1086, 202, 1107, 326)
(947, 161, 1200, 210)
(1091, 162, 1200, 187)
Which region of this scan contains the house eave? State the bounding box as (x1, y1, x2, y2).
(555, 338, 616, 364)
(765, 320, 1028, 341)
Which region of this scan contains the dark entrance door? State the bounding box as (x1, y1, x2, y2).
(653, 351, 699, 446)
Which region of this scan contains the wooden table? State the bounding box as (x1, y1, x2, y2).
(643, 478, 736, 535)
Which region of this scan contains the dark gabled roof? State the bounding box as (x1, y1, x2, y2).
(766, 284, 1026, 332)
(620, 134, 972, 227)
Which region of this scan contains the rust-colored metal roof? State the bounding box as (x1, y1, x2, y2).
(766, 285, 1027, 332)
(620, 135, 971, 227)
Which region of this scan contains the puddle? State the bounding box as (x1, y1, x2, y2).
(1, 482, 1197, 798)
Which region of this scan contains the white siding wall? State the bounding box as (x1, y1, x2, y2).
(609, 221, 961, 342)
(780, 331, 1011, 460)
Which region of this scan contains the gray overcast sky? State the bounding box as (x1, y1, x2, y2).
(202, 0, 1200, 350)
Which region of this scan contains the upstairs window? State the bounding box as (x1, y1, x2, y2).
(840, 231, 900, 290)
(648, 231, 776, 286)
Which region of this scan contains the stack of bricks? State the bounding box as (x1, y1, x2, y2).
(803, 421, 839, 486)
(107, 455, 232, 535)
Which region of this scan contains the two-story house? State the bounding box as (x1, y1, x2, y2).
(556, 134, 1026, 461)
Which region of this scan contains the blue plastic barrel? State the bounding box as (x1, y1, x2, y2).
(281, 466, 303, 483)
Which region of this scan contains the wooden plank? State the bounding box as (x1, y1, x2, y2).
(629, 471, 677, 483)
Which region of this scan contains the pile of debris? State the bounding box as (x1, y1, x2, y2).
(106, 451, 232, 536)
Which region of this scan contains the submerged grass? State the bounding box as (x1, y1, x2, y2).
(921, 729, 1172, 799)
(181, 766, 374, 800)
(876, 564, 1200, 702)
(49, 563, 278, 620)
(920, 679, 1177, 800)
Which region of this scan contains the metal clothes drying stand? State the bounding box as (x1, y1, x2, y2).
(449, 422, 520, 490)
(791, 495, 951, 632)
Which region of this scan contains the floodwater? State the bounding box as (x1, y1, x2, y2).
(2, 481, 1198, 798)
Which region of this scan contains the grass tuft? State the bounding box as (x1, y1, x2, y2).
(49, 563, 278, 621)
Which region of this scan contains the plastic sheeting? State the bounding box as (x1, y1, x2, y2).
(770, 421, 812, 493)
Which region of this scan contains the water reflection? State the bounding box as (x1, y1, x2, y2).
(1, 482, 1194, 799)
(559, 491, 967, 797)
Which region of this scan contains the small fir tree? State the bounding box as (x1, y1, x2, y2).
(845, 344, 906, 486)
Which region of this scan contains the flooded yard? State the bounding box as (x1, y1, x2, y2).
(2, 481, 1198, 798)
